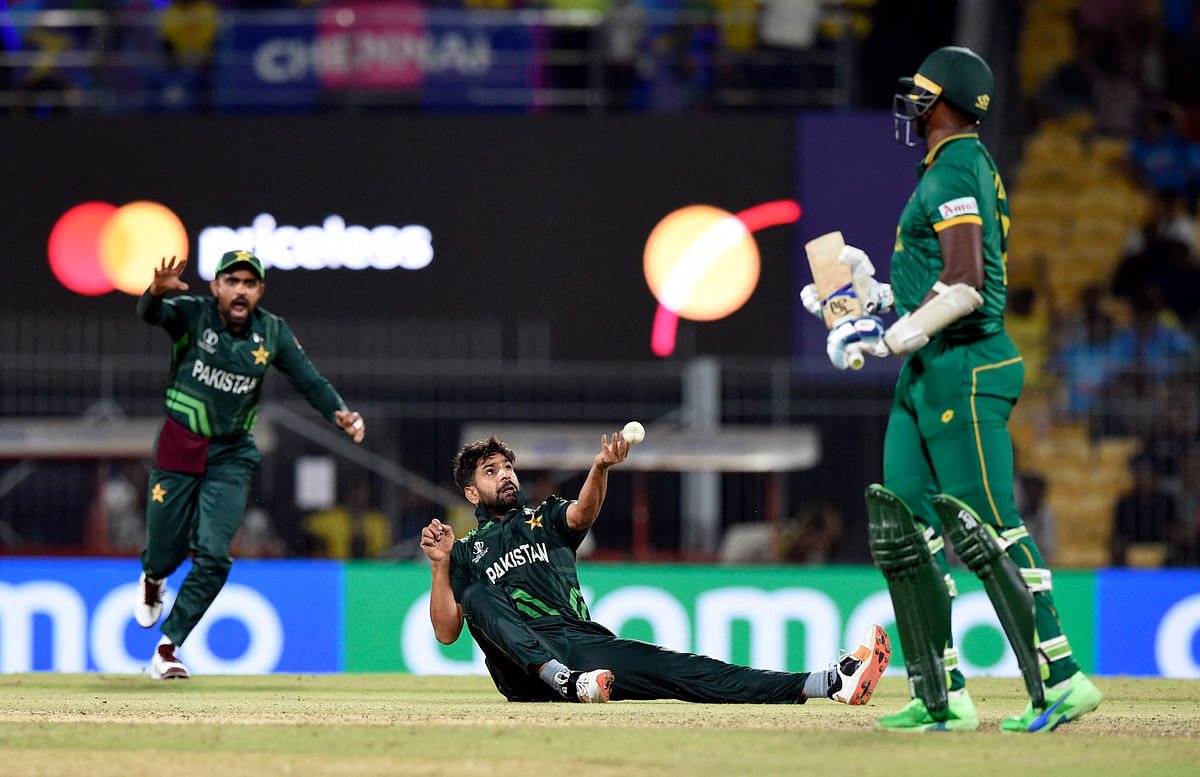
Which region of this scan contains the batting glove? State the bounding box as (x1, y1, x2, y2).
(827, 316, 889, 370)
(839, 245, 894, 315)
(800, 283, 823, 320)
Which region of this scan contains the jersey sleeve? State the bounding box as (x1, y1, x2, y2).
(543, 495, 588, 551)
(270, 318, 349, 423)
(919, 155, 986, 235)
(448, 542, 472, 603)
(137, 292, 191, 341)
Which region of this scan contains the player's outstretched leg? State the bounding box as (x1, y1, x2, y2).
(1000, 671, 1103, 733)
(829, 624, 892, 705)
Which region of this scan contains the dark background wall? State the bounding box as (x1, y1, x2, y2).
(3, 115, 803, 362)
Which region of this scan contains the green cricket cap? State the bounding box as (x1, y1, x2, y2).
(899, 45, 994, 119)
(215, 250, 266, 280)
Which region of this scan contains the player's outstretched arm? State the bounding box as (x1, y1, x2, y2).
(566, 432, 629, 532)
(421, 518, 464, 644)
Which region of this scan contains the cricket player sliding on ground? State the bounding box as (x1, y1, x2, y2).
(134, 252, 366, 679)
(801, 46, 1102, 732)
(421, 434, 891, 705)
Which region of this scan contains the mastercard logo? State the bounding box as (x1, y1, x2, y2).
(48, 201, 189, 296)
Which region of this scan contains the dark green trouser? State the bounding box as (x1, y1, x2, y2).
(883, 332, 1078, 686)
(460, 581, 810, 703)
(141, 436, 258, 646)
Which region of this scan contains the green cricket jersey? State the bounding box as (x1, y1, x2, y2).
(449, 495, 592, 623)
(138, 292, 347, 438)
(891, 133, 1011, 341)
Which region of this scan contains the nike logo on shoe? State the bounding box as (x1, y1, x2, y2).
(1029, 689, 1073, 732)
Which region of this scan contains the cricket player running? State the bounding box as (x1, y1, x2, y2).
(134, 252, 366, 679)
(421, 434, 891, 705)
(802, 46, 1102, 732)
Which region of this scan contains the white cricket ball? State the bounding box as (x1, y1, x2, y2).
(622, 421, 646, 445)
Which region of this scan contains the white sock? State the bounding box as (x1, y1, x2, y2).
(538, 659, 570, 694)
(803, 665, 836, 699)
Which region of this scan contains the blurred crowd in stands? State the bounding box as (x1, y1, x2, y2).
(0, 0, 882, 115)
(1011, 1, 1200, 567)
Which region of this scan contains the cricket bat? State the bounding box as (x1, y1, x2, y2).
(804, 230, 865, 369)
(805, 231, 862, 326)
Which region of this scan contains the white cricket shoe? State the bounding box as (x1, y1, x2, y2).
(151, 639, 189, 680)
(830, 624, 891, 705)
(574, 668, 615, 703)
(135, 573, 164, 628)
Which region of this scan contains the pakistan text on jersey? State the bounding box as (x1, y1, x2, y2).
(191, 359, 260, 394)
(485, 542, 550, 584)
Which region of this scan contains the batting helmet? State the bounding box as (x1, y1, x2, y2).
(893, 46, 994, 145)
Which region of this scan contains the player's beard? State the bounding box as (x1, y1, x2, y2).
(481, 482, 519, 515)
(915, 112, 929, 140)
(221, 296, 253, 331)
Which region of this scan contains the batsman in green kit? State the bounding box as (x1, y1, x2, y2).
(806, 46, 1102, 732)
(133, 252, 366, 679)
(421, 434, 892, 705)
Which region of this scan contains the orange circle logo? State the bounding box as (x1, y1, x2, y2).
(48, 201, 189, 296)
(645, 201, 801, 356)
(644, 205, 761, 322)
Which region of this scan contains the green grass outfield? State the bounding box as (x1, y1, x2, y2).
(1, 674, 1197, 777)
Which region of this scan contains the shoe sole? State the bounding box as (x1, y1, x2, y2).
(150, 667, 189, 680)
(849, 625, 891, 705)
(875, 720, 981, 733)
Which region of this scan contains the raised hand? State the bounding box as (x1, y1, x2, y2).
(420, 518, 455, 563)
(149, 256, 190, 296)
(334, 409, 365, 443)
(800, 283, 823, 320)
(839, 245, 894, 315)
(594, 432, 630, 470)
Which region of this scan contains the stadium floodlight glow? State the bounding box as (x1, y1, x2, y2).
(197, 213, 434, 279)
